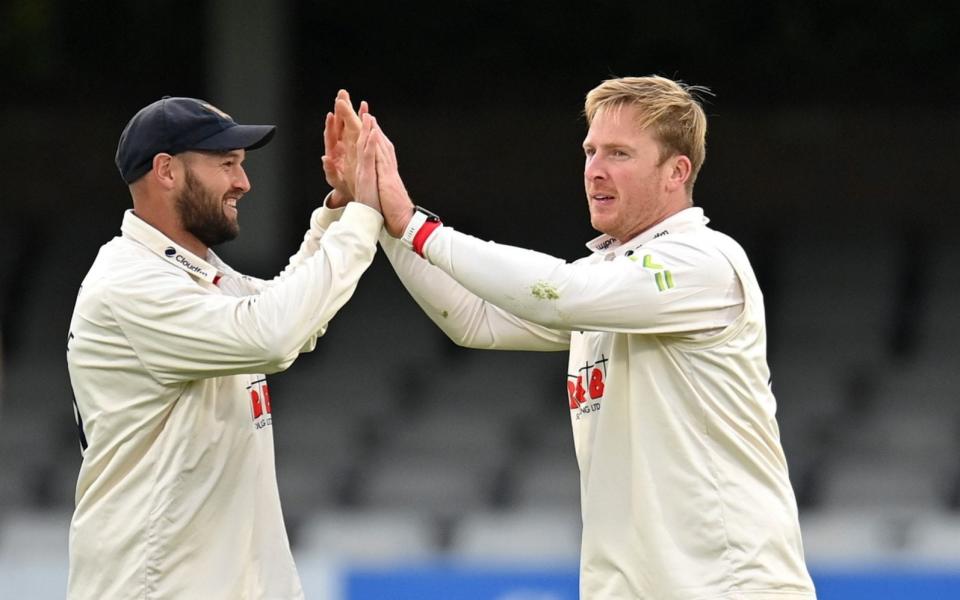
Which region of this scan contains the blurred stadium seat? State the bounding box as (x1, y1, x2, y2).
(907, 512, 960, 566)
(506, 455, 582, 513)
(916, 233, 960, 364)
(354, 454, 498, 520)
(296, 508, 438, 563)
(800, 508, 914, 566)
(0, 508, 71, 563)
(771, 228, 901, 369)
(818, 456, 954, 510)
(447, 507, 581, 564)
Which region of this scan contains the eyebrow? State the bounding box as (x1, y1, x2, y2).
(582, 141, 631, 150)
(195, 149, 244, 160)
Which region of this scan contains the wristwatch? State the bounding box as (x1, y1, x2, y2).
(401, 206, 443, 256)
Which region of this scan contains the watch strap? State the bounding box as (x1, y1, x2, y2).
(401, 206, 442, 256)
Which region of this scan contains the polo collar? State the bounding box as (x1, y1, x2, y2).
(121, 210, 221, 283)
(585, 207, 708, 256)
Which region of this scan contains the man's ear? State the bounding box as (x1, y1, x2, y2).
(152, 153, 177, 190)
(665, 155, 692, 193)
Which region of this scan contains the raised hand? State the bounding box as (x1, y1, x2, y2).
(371, 123, 415, 237)
(354, 113, 382, 213)
(321, 90, 369, 207)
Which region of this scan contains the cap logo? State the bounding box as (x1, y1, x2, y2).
(199, 102, 232, 120)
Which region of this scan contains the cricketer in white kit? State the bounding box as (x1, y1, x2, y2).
(379, 208, 814, 599)
(66, 96, 382, 599)
(333, 77, 819, 599)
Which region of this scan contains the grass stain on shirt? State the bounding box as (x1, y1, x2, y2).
(531, 281, 560, 300)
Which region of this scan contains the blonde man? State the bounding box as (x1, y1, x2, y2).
(331, 77, 817, 599)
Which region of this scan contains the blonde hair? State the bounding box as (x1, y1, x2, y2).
(585, 76, 710, 191)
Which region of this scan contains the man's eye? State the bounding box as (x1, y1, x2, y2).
(612, 150, 628, 158)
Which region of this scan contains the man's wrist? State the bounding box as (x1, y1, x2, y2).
(400, 206, 442, 257)
(327, 189, 352, 209)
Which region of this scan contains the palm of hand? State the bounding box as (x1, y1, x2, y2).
(323, 139, 357, 198)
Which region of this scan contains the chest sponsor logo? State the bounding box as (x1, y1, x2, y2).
(567, 354, 608, 419)
(248, 377, 273, 430)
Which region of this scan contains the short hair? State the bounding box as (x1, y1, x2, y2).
(585, 76, 710, 191)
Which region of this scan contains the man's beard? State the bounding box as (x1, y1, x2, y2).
(176, 168, 239, 248)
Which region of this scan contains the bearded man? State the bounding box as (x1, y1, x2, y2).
(65, 96, 383, 600)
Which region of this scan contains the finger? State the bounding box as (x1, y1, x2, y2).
(323, 112, 336, 153)
(376, 125, 397, 161)
(365, 117, 381, 161)
(363, 116, 379, 151)
(357, 138, 373, 179)
(335, 96, 359, 120)
(361, 125, 376, 167)
(374, 128, 398, 170)
(332, 103, 348, 141)
(333, 108, 344, 139)
(375, 144, 395, 177)
(356, 116, 380, 205)
(336, 99, 362, 137)
(356, 113, 372, 155)
(321, 154, 337, 173)
(341, 90, 361, 126)
(382, 129, 396, 152)
(359, 100, 370, 118)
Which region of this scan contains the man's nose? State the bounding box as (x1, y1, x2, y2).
(584, 156, 606, 180)
(235, 167, 251, 193)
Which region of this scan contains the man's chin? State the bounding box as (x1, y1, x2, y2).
(589, 216, 612, 236)
(223, 214, 240, 238)
(222, 226, 240, 245)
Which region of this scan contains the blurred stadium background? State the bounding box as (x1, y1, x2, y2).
(2, 1, 959, 598)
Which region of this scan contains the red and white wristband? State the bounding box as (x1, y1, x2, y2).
(401, 206, 443, 257)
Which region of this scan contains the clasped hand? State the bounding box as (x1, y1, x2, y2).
(321, 90, 414, 237)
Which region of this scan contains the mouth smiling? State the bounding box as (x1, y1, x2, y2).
(224, 197, 240, 215)
(590, 192, 616, 206)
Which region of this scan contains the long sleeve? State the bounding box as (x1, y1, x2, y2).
(105, 203, 382, 383)
(381, 233, 570, 351)
(273, 196, 347, 282)
(419, 226, 742, 336)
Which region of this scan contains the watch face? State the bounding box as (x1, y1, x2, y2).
(416, 206, 440, 221)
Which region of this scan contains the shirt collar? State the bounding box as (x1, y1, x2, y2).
(585, 207, 708, 255)
(120, 209, 221, 283)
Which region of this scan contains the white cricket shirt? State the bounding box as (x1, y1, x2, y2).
(66, 203, 381, 600)
(380, 207, 816, 599)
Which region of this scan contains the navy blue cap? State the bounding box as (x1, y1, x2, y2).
(115, 96, 276, 184)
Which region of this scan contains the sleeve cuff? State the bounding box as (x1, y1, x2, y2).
(310, 192, 348, 231)
(338, 202, 385, 241)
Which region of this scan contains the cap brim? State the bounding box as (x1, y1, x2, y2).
(191, 124, 276, 153)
